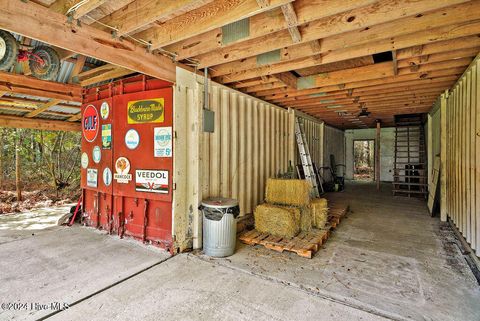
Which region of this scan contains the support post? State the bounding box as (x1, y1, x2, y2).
(376, 120, 381, 191)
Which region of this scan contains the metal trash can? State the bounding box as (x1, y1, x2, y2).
(200, 198, 240, 257)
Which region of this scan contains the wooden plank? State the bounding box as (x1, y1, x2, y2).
(68, 55, 86, 84)
(99, 0, 211, 36)
(50, 0, 108, 19)
(78, 64, 135, 87)
(281, 3, 301, 43)
(273, 72, 297, 89)
(0, 115, 80, 131)
(25, 99, 62, 118)
(136, 0, 293, 49)
(0, 0, 176, 83)
(0, 71, 81, 102)
(195, 0, 475, 68)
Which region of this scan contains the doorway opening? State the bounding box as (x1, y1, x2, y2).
(353, 140, 375, 181)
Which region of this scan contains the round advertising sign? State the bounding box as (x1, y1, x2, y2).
(103, 167, 112, 186)
(92, 146, 101, 163)
(81, 152, 89, 169)
(82, 105, 99, 142)
(100, 101, 110, 120)
(125, 129, 140, 150)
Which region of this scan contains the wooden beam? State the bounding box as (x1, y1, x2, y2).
(99, 0, 212, 36)
(164, 0, 380, 60)
(0, 0, 176, 83)
(0, 115, 80, 131)
(0, 71, 81, 102)
(67, 112, 82, 122)
(211, 22, 480, 79)
(256, 0, 270, 8)
(50, 0, 108, 19)
(25, 99, 62, 118)
(69, 55, 86, 84)
(261, 67, 465, 100)
(272, 72, 297, 89)
(194, 0, 474, 68)
(392, 50, 398, 76)
(281, 3, 301, 43)
(135, 0, 293, 49)
(78, 64, 135, 86)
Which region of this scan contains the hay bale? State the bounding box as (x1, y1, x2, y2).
(265, 178, 311, 207)
(254, 204, 300, 238)
(300, 206, 312, 232)
(311, 198, 328, 229)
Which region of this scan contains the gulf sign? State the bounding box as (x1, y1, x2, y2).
(83, 105, 99, 142)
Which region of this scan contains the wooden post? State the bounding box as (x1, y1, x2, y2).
(376, 120, 381, 191)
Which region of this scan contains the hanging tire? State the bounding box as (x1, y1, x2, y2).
(0, 30, 18, 71)
(29, 46, 60, 81)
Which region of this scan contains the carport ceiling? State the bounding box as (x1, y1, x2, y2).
(1, 0, 479, 128)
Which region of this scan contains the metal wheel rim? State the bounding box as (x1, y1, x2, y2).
(0, 37, 6, 61)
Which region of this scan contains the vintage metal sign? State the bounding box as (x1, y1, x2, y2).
(114, 157, 132, 184)
(92, 146, 101, 163)
(135, 170, 169, 194)
(103, 167, 112, 186)
(82, 105, 99, 142)
(100, 101, 110, 120)
(154, 127, 172, 157)
(127, 98, 164, 124)
(86, 168, 98, 188)
(125, 129, 140, 150)
(81, 152, 89, 169)
(101, 124, 112, 149)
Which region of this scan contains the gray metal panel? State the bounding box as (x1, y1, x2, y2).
(221, 18, 250, 45)
(256, 49, 281, 66)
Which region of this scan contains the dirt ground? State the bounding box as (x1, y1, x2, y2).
(0, 181, 80, 215)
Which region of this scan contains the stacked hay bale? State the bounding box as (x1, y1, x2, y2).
(310, 198, 329, 229)
(254, 179, 328, 238)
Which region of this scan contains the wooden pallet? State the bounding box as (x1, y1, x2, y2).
(239, 203, 349, 258)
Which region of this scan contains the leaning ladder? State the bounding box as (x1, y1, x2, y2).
(295, 118, 321, 197)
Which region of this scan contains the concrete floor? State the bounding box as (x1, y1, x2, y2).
(0, 182, 479, 320)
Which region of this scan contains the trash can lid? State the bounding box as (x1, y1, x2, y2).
(201, 198, 239, 209)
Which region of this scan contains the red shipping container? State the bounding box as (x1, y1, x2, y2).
(81, 75, 174, 253)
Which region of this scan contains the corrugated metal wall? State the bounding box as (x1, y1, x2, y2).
(323, 125, 345, 181)
(203, 85, 291, 216)
(173, 68, 325, 250)
(444, 55, 479, 256)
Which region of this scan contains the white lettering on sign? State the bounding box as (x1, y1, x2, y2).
(135, 169, 169, 194)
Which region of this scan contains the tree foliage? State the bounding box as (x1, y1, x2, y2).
(0, 128, 81, 197)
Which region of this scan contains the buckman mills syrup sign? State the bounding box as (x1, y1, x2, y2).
(127, 98, 164, 124)
(83, 105, 99, 142)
